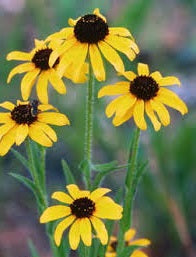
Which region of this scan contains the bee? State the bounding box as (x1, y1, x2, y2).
(31, 100, 39, 117)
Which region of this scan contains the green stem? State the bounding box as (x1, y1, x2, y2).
(84, 63, 94, 189)
(117, 128, 141, 256)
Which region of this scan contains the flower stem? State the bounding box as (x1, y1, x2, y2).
(84, 63, 94, 189)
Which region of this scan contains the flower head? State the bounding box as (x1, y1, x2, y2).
(98, 63, 188, 131)
(7, 39, 87, 104)
(40, 184, 123, 250)
(0, 100, 69, 155)
(47, 8, 139, 82)
(106, 228, 151, 257)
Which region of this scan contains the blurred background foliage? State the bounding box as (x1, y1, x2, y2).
(0, 0, 195, 257)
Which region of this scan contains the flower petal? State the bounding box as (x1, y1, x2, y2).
(89, 188, 111, 202)
(52, 191, 74, 204)
(0, 122, 16, 140)
(69, 220, 81, 250)
(66, 184, 80, 199)
(0, 101, 15, 111)
(145, 101, 161, 131)
(137, 63, 149, 76)
(33, 121, 57, 142)
(48, 69, 66, 94)
(98, 41, 124, 72)
(21, 69, 40, 100)
(150, 71, 162, 83)
(90, 216, 108, 245)
(28, 124, 53, 147)
(80, 218, 92, 247)
(150, 99, 170, 126)
(93, 8, 107, 22)
(115, 94, 136, 117)
(15, 124, 29, 145)
(89, 44, 105, 81)
(38, 104, 58, 112)
(130, 239, 151, 247)
(119, 71, 137, 81)
(40, 205, 71, 223)
(7, 51, 32, 61)
(54, 215, 75, 246)
(131, 250, 148, 257)
(159, 76, 181, 86)
(112, 106, 134, 126)
(0, 125, 18, 156)
(64, 62, 88, 83)
(0, 113, 12, 123)
(105, 96, 125, 118)
(36, 71, 49, 104)
(124, 228, 136, 241)
(133, 100, 147, 130)
(38, 112, 70, 126)
(7, 63, 35, 83)
(158, 88, 188, 114)
(98, 82, 130, 98)
(109, 27, 133, 38)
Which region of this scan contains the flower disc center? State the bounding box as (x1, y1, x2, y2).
(130, 76, 159, 100)
(74, 14, 109, 44)
(11, 102, 38, 125)
(32, 48, 59, 70)
(70, 197, 95, 218)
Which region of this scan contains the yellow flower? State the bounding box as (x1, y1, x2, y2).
(7, 39, 88, 103)
(106, 228, 151, 257)
(40, 184, 123, 250)
(47, 8, 139, 82)
(0, 100, 70, 155)
(98, 63, 188, 131)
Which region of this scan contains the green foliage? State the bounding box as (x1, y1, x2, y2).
(62, 159, 76, 184)
(28, 240, 41, 257)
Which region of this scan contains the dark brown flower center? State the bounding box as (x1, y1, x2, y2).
(70, 197, 95, 218)
(11, 100, 39, 125)
(74, 14, 109, 43)
(130, 76, 159, 101)
(32, 48, 59, 70)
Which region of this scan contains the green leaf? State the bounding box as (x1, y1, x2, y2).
(133, 161, 148, 193)
(92, 160, 118, 172)
(118, 245, 138, 257)
(11, 149, 30, 170)
(28, 240, 41, 257)
(62, 159, 76, 184)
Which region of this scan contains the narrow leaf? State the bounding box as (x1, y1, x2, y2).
(62, 159, 75, 184)
(92, 160, 118, 172)
(28, 240, 41, 257)
(11, 149, 29, 169)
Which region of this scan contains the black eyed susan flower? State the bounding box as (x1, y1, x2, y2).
(7, 39, 88, 104)
(47, 8, 139, 82)
(40, 184, 123, 250)
(0, 100, 70, 155)
(106, 228, 151, 257)
(98, 63, 188, 131)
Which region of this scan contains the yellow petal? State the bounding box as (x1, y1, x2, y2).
(17, 100, 29, 105)
(80, 218, 92, 247)
(105, 35, 138, 61)
(64, 62, 88, 83)
(90, 216, 108, 245)
(48, 69, 66, 94)
(66, 184, 80, 199)
(0, 125, 18, 156)
(158, 88, 188, 114)
(109, 27, 133, 38)
(159, 76, 181, 86)
(112, 106, 134, 126)
(0, 122, 16, 140)
(137, 63, 149, 76)
(6, 51, 32, 61)
(52, 191, 73, 204)
(15, 124, 29, 145)
(40, 205, 71, 223)
(7, 63, 35, 83)
(95, 197, 123, 219)
(38, 112, 70, 126)
(145, 101, 161, 131)
(119, 71, 137, 81)
(38, 104, 58, 112)
(93, 8, 107, 22)
(54, 215, 75, 246)
(34, 39, 46, 48)
(98, 41, 124, 72)
(130, 238, 151, 247)
(0, 101, 15, 111)
(21, 69, 40, 100)
(124, 228, 136, 241)
(33, 122, 57, 142)
(69, 220, 81, 250)
(133, 100, 147, 130)
(98, 82, 130, 98)
(0, 113, 12, 123)
(28, 124, 53, 147)
(89, 44, 105, 81)
(115, 95, 136, 117)
(90, 188, 111, 202)
(150, 99, 170, 126)
(150, 71, 162, 83)
(105, 96, 125, 118)
(46, 28, 74, 41)
(36, 71, 49, 104)
(131, 250, 148, 257)
(68, 17, 80, 26)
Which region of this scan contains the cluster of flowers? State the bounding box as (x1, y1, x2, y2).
(1, 7, 188, 256)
